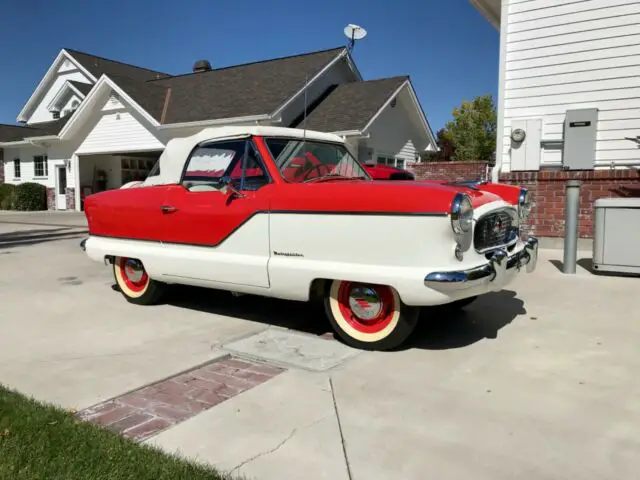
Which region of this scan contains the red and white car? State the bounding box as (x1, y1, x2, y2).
(80, 126, 537, 351)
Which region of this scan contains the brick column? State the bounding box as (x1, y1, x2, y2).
(46, 187, 56, 210)
(66, 187, 76, 211)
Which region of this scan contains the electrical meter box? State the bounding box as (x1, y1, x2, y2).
(563, 108, 598, 170)
(593, 198, 640, 275)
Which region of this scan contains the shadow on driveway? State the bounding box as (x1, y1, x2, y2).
(110, 283, 527, 350)
(409, 290, 526, 350)
(122, 284, 336, 338)
(0, 227, 88, 249)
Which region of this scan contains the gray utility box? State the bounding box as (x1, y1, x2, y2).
(563, 108, 598, 170)
(593, 197, 640, 274)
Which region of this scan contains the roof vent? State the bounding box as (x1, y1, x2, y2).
(193, 60, 212, 73)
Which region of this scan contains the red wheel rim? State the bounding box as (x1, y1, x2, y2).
(337, 282, 395, 334)
(118, 258, 148, 293)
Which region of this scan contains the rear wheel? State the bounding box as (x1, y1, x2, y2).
(324, 280, 418, 351)
(113, 257, 165, 305)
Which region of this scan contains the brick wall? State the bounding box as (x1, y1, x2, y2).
(410, 161, 640, 239)
(46, 187, 55, 210)
(501, 169, 640, 238)
(410, 161, 490, 182)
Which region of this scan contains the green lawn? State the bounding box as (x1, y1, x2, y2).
(0, 385, 234, 480)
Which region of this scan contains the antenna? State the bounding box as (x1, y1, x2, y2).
(344, 24, 367, 52)
(302, 72, 308, 144)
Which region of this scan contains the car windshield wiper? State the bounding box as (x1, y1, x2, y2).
(303, 174, 366, 183)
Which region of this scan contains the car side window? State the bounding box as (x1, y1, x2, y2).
(182, 140, 242, 189)
(182, 139, 270, 192)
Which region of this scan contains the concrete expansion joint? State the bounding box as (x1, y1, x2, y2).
(330, 377, 353, 480)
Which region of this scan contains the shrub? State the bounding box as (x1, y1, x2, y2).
(13, 182, 47, 211)
(0, 183, 16, 210)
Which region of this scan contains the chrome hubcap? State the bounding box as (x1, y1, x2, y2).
(348, 286, 382, 320)
(124, 259, 144, 283)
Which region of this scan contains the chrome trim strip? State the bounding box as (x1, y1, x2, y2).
(424, 237, 538, 291)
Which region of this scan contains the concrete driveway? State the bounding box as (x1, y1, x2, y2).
(1, 212, 639, 479)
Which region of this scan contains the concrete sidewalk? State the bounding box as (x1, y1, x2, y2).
(149, 249, 640, 480)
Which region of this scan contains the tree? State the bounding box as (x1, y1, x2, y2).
(421, 128, 455, 162)
(442, 95, 497, 162)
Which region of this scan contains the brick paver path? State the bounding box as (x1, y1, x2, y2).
(77, 356, 285, 441)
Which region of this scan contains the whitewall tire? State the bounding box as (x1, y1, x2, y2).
(325, 280, 418, 351)
(113, 256, 165, 305)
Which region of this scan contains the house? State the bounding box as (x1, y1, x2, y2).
(470, 0, 640, 177)
(0, 46, 437, 211)
(467, 0, 640, 239)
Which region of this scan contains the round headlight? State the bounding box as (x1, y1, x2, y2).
(451, 193, 473, 234)
(518, 188, 533, 220)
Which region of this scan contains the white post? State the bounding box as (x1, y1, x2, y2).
(73, 154, 81, 211)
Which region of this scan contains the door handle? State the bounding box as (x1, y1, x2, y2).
(161, 205, 178, 214)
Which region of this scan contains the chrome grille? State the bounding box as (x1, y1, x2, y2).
(474, 210, 515, 252)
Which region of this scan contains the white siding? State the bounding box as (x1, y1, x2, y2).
(28, 66, 92, 124)
(501, 0, 640, 171)
(366, 89, 421, 164)
(1, 144, 74, 189)
(76, 106, 165, 155)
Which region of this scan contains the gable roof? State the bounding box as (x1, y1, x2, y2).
(147, 47, 346, 124)
(65, 48, 171, 82)
(301, 76, 408, 132)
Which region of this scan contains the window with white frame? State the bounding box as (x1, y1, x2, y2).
(377, 155, 406, 170)
(34, 155, 48, 177)
(13, 159, 20, 179)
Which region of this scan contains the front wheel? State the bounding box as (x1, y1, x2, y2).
(324, 280, 418, 351)
(113, 256, 165, 305)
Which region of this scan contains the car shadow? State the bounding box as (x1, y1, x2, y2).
(120, 284, 528, 350)
(160, 284, 335, 337)
(406, 290, 527, 351)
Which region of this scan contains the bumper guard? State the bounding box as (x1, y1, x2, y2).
(424, 237, 538, 291)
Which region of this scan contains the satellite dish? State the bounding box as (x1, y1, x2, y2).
(344, 24, 367, 51)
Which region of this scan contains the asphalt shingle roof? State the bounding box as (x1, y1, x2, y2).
(148, 47, 345, 124)
(0, 115, 72, 142)
(301, 76, 408, 132)
(65, 48, 171, 82)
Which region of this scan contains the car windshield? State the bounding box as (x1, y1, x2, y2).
(264, 137, 370, 183)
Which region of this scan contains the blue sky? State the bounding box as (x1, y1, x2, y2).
(0, 0, 498, 131)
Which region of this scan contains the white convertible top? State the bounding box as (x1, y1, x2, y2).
(142, 125, 345, 186)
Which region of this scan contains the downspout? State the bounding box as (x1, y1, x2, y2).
(492, 0, 509, 183)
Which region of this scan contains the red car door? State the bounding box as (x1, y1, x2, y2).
(158, 138, 273, 288)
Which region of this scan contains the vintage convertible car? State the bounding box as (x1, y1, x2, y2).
(80, 126, 537, 351)
(363, 162, 415, 180)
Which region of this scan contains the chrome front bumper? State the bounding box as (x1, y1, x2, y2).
(424, 237, 538, 292)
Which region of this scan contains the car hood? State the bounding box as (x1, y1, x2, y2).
(271, 179, 503, 215)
